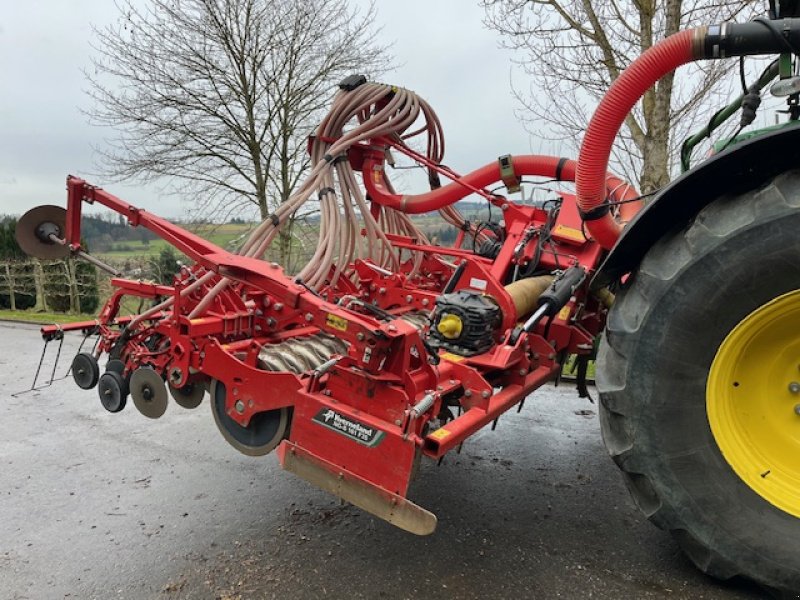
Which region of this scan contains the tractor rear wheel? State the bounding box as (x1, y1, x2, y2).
(597, 169, 800, 594)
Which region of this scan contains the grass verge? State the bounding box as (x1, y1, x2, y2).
(0, 310, 97, 325)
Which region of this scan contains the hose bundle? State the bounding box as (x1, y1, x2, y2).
(133, 82, 471, 324)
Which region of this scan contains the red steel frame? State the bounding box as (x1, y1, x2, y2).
(43, 140, 618, 527)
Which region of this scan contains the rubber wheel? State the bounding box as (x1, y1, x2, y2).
(106, 359, 126, 375)
(72, 352, 99, 390)
(209, 379, 288, 456)
(97, 371, 127, 413)
(597, 170, 800, 594)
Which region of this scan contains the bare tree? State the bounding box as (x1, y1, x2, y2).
(482, 0, 760, 192)
(87, 0, 390, 269)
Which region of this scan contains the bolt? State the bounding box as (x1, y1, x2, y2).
(422, 299, 429, 307)
(305, 312, 314, 322)
(235, 400, 245, 413)
(790, 382, 800, 394)
(405, 295, 413, 303)
(518, 369, 526, 376)
(481, 390, 490, 399)
(356, 332, 365, 341)
(795, 404, 800, 416)
(387, 324, 397, 332)
(464, 390, 473, 398)
(270, 262, 279, 268)
(379, 287, 386, 295)
(274, 303, 283, 311)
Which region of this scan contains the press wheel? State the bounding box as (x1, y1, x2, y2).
(98, 371, 127, 413)
(209, 379, 288, 456)
(72, 352, 99, 390)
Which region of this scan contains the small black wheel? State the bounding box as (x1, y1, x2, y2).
(105, 359, 126, 374)
(98, 371, 127, 413)
(72, 352, 99, 390)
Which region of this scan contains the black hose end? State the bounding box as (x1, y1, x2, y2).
(339, 74, 367, 91)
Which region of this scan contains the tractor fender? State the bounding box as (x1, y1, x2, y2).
(595, 123, 800, 285)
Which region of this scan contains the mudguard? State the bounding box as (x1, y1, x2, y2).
(595, 123, 800, 285)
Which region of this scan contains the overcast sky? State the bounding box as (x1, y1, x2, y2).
(0, 1, 536, 219)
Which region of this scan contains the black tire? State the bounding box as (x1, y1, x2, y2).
(72, 352, 99, 390)
(597, 169, 800, 595)
(98, 371, 127, 413)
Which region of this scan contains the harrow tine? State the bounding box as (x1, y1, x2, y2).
(46, 332, 65, 386)
(11, 337, 51, 397)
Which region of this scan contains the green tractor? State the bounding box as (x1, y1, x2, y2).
(592, 1, 800, 594)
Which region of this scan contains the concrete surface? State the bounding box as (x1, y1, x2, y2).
(0, 322, 766, 599)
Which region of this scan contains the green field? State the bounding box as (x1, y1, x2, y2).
(97, 222, 253, 258)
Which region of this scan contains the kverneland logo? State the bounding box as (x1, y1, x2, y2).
(312, 408, 385, 447)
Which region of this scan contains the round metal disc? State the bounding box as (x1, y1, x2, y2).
(169, 382, 204, 409)
(15, 205, 69, 260)
(98, 371, 127, 413)
(72, 352, 99, 390)
(209, 379, 288, 456)
(130, 367, 168, 419)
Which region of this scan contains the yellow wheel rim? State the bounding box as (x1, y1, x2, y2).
(707, 290, 800, 518)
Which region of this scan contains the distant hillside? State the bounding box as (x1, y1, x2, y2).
(80, 215, 158, 252)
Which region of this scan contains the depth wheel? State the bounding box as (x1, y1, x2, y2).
(597, 170, 800, 594)
(209, 379, 288, 456)
(72, 352, 99, 390)
(98, 371, 127, 413)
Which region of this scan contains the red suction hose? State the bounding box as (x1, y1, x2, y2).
(575, 29, 702, 249)
(364, 154, 640, 217)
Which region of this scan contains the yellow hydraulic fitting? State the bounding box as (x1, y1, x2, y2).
(436, 313, 463, 339)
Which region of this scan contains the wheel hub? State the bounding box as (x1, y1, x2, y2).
(707, 289, 800, 518)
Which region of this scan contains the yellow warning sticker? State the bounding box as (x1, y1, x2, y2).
(440, 352, 465, 363)
(553, 224, 586, 244)
(558, 306, 571, 321)
(429, 428, 452, 441)
(326, 313, 348, 332)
